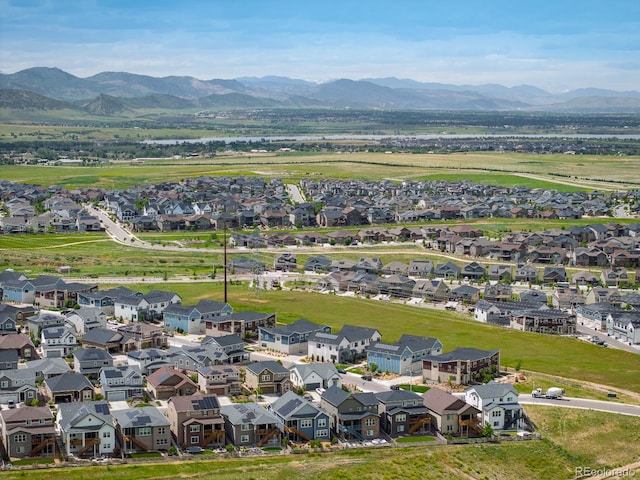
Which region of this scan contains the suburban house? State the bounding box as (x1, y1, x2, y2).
(606, 312, 640, 344)
(163, 299, 233, 334)
(165, 345, 228, 372)
(197, 365, 242, 396)
(375, 389, 432, 438)
(0, 369, 38, 406)
(73, 348, 114, 378)
(0, 350, 17, 371)
(575, 303, 623, 331)
(24, 357, 71, 380)
(113, 290, 181, 322)
(98, 365, 144, 401)
(551, 287, 585, 310)
(44, 372, 95, 403)
(221, 402, 283, 448)
(81, 327, 136, 353)
(269, 390, 331, 442)
(274, 253, 297, 272)
(258, 318, 331, 355)
(320, 386, 380, 441)
(146, 366, 198, 400)
(116, 322, 167, 350)
(40, 325, 77, 358)
(464, 381, 525, 431)
(64, 307, 107, 337)
(167, 394, 226, 449)
(56, 401, 115, 458)
(307, 324, 381, 364)
(112, 406, 172, 453)
(601, 267, 630, 287)
(423, 387, 481, 436)
(201, 334, 249, 364)
(0, 333, 39, 361)
(244, 360, 293, 395)
(412, 279, 450, 302)
(204, 311, 276, 340)
(510, 309, 576, 335)
(289, 362, 341, 391)
(422, 348, 500, 385)
(367, 334, 443, 375)
(126, 348, 170, 375)
(0, 406, 56, 458)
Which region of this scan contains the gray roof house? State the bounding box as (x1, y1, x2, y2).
(259, 318, 331, 355)
(127, 348, 170, 375)
(56, 401, 115, 458)
(73, 347, 114, 378)
(24, 357, 71, 380)
(464, 381, 524, 432)
(307, 324, 381, 364)
(0, 368, 38, 406)
(44, 372, 95, 404)
(221, 402, 283, 448)
(367, 334, 443, 375)
(99, 365, 144, 401)
(41, 325, 77, 358)
(319, 386, 380, 441)
(269, 390, 331, 442)
(289, 362, 341, 391)
(112, 406, 172, 453)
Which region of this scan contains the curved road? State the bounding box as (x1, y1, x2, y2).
(519, 394, 640, 417)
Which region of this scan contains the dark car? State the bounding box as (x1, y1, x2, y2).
(390, 385, 400, 390)
(361, 375, 372, 381)
(337, 369, 347, 374)
(186, 446, 203, 454)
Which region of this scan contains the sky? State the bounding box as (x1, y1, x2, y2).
(1, 0, 639, 92)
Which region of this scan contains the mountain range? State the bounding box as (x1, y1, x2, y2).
(2, 67, 640, 115)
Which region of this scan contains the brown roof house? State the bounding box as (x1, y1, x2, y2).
(423, 387, 481, 436)
(0, 406, 56, 459)
(146, 366, 198, 400)
(166, 394, 226, 449)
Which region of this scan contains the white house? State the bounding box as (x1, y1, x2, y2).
(40, 325, 77, 358)
(307, 324, 381, 364)
(64, 307, 107, 337)
(606, 312, 640, 344)
(114, 290, 181, 322)
(289, 363, 341, 391)
(464, 381, 524, 432)
(56, 401, 115, 458)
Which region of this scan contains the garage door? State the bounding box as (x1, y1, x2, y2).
(108, 391, 126, 401)
(306, 383, 320, 390)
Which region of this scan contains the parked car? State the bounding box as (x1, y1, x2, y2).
(185, 446, 203, 454)
(315, 387, 326, 395)
(337, 369, 347, 374)
(390, 385, 400, 390)
(361, 375, 372, 381)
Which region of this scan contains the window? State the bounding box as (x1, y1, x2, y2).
(317, 429, 328, 437)
(158, 427, 166, 435)
(0, 381, 7, 388)
(397, 425, 405, 432)
(300, 419, 312, 428)
(156, 438, 168, 446)
(14, 434, 26, 443)
(261, 374, 271, 382)
(103, 431, 111, 438)
(191, 436, 199, 444)
(240, 435, 250, 443)
(395, 414, 406, 422)
(317, 418, 327, 428)
(241, 424, 252, 431)
(189, 425, 200, 433)
(16, 446, 24, 454)
(493, 421, 500, 427)
(365, 418, 376, 427)
(138, 427, 152, 436)
(366, 429, 374, 437)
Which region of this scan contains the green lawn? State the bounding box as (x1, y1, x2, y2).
(1, 407, 638, 480)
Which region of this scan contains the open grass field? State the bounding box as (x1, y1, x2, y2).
(107, 281, 640, 395)
(1, 407, 637, 480)
(2, 149, 639, 189)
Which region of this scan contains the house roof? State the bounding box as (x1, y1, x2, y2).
(426, 347, 499, 363)
(221, 402, 281, 427)
(74, 347, 113, 362)
(245, 360, 289, 376)
(112, 406, 170, 429)
(202, 333, 243, 348)
(290, 362, 338, 381)
(0, 405, 53, 424)
(57, 401, 111, 432)
(45, 372, 93, 392)
(423, 387, 479, 415)
(169, 394, 221, 413)
(466, 381, 518, 400)
(25, 357, 71, 376)
(271, 390, 321, 419)
(262, 318, 327, 336)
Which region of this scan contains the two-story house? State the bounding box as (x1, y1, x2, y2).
(423, 387, 481, 436)
(289, 363, 341, 392)
(259, 318, 331, 355)
(200, 334, 249, 364)
(307, 325, 382, 364)
(269, 390, 331, 442)
(114, 290, 181, 323)
(204, 311, 276, 340)
(163, 299, 233, 335)
(464, 381, 524, 431)
(320, 386, 380, 441)
(244, 361, 293, 395)
(112, 406, 172, 453)
(221, 402, 283, 448)
(40, 325, 78, 358)
(167, 394, 226, 449)
(422, 348, 500, 385)
(56, 401, 115, 458)
(197, 365, 242, 396)
(146, 366, 198, 400)
(44, 372, 94, 403)
(375, 389, 431, 438)
(0, 369, 38, 406)
(0, 406, 56, 458)
(367, 334, 443, 375)
(99, 365, 144, 401)
(73, 348, 114, 379)
(127, 348, 170, 375)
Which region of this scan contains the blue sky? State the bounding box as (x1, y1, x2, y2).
(1, 0, 639, 92)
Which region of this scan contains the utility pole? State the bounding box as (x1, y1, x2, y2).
(223, 222, 228, 304)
